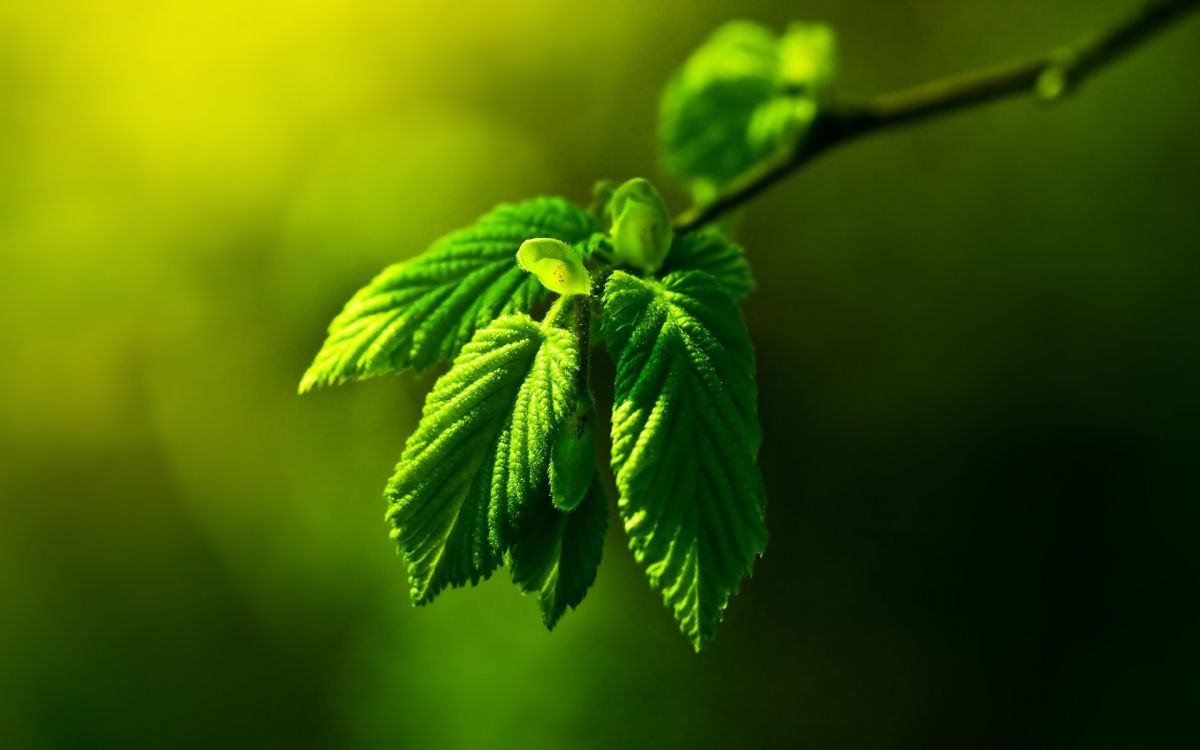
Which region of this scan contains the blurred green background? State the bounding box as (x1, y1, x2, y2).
(2, 1, 1198, 747)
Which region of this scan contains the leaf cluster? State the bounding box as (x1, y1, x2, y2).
(659, 21, 836, 201)
(302, 19, 841, 650)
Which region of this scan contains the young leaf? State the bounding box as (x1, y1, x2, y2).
(603, 270, 766, 651)
(659, 20, 837, 199)
(516, 238, 592, 296)
(657, 229, 754, 301)
(777, 22, 837, 92)
(385, 313, 579, 605)
(509, 479, 608, 629)
(300, 197, 593, 392)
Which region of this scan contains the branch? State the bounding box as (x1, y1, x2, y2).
(673, 0, 1200, 233)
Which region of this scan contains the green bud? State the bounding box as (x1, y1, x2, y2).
(608, 177, 672, 273)
(1036, 67, 1068, 101)
(516, 238, 591, 296)
(550, 394, 596, 512)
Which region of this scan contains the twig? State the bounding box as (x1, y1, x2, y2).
(673, 0, 1200, 233)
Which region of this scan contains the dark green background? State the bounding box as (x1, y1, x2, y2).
(2, 1, 1198, 747)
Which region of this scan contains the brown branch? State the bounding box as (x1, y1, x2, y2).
(673, 0, 1200, 233)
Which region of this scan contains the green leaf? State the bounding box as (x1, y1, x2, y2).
(778, 22, 837, 92)
(509, 479, 608, 629)
(659, 20, 837, 199)
(300, 197, 593, 392)
(384, 313, 580, 605)
(602, 270, 766, 651)
(659, 229, 754, 301)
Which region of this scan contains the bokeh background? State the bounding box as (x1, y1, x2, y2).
(2, 0, 1198, 747)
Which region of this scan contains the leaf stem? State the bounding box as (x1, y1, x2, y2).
(574, 295, 592, 396)
(543, 296, 573, 328)
(543, 294, 592, 396)
(673, 0, 1200, 233)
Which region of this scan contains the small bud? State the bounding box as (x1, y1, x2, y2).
(608, 178, 672, 273)
(516, 238, 591, 296)
(1036, 67, 1068, 102)
(550, 395, 596, 512)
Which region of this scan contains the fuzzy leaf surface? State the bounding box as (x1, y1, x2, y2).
(659, 229, 754, 301)
(603, 270, 766, 650)
(300, 197, 593, 392)
(385, 314, 579, 605)
(509, 479, 608, 629)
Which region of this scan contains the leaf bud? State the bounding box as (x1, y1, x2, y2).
(516, 238, 591, 296)
(608, 178, 673, 273)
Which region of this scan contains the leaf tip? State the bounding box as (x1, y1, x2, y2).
(297, 370, 319, 395)
(541, 609, 564, 632)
